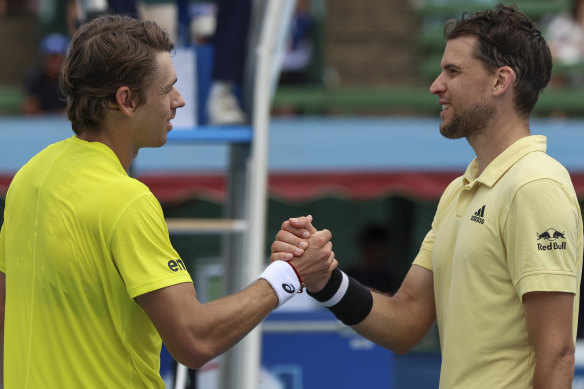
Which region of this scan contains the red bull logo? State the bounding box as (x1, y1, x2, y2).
(536, 228, 566, 251)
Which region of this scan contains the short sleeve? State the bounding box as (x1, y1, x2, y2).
(505, 179, 582, 298)
(110, 192, 192, 298)
(413, 228, 434, 271)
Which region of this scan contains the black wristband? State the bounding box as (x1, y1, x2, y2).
(308, 268, 343, 302)
(308, 268, 373, 326)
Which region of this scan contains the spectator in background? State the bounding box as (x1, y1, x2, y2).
(544, 0, 584, 85)
(279, 0, 314, 86)
(206, 0, 251, 125)
(346, 224, 401, 293)
(22, 33, 69, 115)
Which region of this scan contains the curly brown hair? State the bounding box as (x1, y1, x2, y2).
(444, 4, 552, 117)
(60, 15, 174, 134)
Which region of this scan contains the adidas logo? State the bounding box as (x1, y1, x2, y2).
(470, 205, 485, 224)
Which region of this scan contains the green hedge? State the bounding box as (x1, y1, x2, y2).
(0, 86, 23, 115)
(273, 86, 584, 116)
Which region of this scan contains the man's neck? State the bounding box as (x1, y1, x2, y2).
(77, 123, 135, 173)
(468, 115, 530, 174)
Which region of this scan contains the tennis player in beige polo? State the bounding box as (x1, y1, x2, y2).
(272, 5, 583, 388)
(413, 134, 582, 387)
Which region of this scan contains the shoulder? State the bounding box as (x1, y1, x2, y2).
(501, 152, 579, 218)
(10, 139, 69, 183)
(509, 151, 573, 190)
(102, 176, 157, 215)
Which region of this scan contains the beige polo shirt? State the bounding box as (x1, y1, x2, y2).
(414, 135, 583, 388)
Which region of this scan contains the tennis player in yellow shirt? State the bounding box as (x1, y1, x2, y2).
(273, 5, 583, 389)
(0, 15, 336, 388)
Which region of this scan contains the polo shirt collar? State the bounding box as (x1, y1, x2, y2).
(462, 135, 547, 187)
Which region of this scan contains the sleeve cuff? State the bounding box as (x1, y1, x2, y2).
(516, 271, 577, 298)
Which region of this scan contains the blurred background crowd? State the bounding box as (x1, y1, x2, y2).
(1, 0, 583, 117)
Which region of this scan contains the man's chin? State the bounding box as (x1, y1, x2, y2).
(440, 125, 458, 140)
(144, 138, 168, 149)
(157, 137, 167, 147)
(159, 129, 169, 146)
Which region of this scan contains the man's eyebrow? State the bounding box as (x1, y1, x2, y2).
(443, 63, 462, 72)
(162, 78, 178, 91)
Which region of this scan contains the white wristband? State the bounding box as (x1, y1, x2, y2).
(259, 261, 301, 308)
(321, 271, 349, 307)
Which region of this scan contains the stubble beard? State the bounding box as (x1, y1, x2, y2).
(440, 102, 494, 140)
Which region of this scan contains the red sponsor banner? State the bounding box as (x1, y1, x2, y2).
(3, 171, 584, 203)
(135, 171, 461, 202)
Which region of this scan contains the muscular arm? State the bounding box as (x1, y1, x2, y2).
(272, 217, 436, 354)
(524, 291, 575, 389)
(136, 229, 334, 369)
(136, 279, 277, 369)
(353, 264, 436, 354)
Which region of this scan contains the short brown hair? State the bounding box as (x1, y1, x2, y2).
(445, 4, 552, 117)
(60, 15, 174, 134)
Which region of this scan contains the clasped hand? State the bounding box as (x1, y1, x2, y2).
(270, 215, 337, 292)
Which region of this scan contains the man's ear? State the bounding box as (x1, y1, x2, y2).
(492, 66, 516, 97)
(115, 86, 137, 116)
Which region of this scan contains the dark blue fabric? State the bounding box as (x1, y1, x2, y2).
(212, 0, 251, 82)
(107, 0, 138, 19)
(25, 68, 67, 112)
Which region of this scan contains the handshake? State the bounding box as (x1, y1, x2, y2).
(261, 214, 373, 327)
(260, 215, 373, 327)
(270, 215, 338, 292)
(265, 215, 338, 298)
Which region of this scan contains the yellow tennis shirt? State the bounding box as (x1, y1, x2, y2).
(414, 135, 583, 388)
(0, 136, 192, 388)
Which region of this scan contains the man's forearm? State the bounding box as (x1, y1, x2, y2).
(533, 351, 575, 389)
